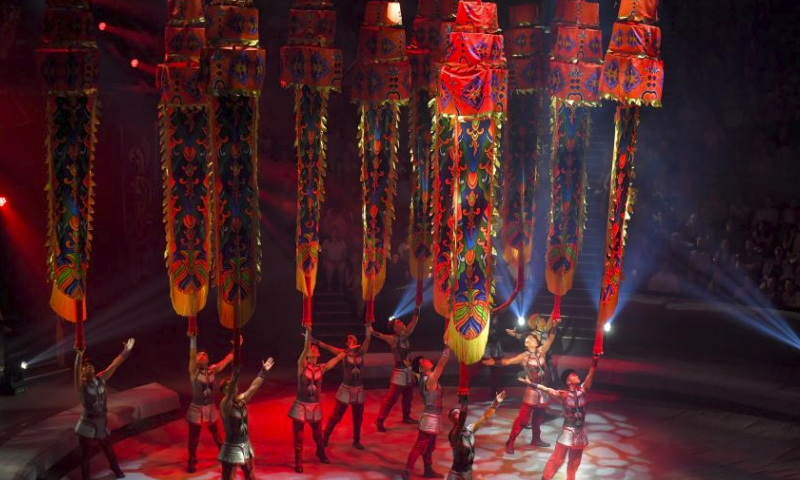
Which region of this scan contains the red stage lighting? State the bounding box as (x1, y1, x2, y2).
(0, 197, 6, 208)
(130, 58, 139, 68)
(98, 22, 107, 31)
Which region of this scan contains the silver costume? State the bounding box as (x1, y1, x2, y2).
(418, 373, 443, 435)
(288, 363, 324, 423)
(218, 402, 254, 464)
(521, 349, 550, 407)
(336, 346, 366, 404)
(75, 376, 110, 439)
(186, 369, 220, 425)
(556, 386, 589, 448)
(390, 334, 414, 387)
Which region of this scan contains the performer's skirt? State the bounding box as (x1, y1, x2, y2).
(390, 367, 414, 387)
(419, 411, 442, 435)
(186, 403, 220, 425)
(335, 384, 366, 405)
(288, 400, 323, 423)
(218, 441, 254, 465)
(522, 386, 551, 407)
(556, 426, 589, 448)
(75, 415, 110, 439)
(447, 470, 473, 480)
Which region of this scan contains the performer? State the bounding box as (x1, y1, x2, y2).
(218, 358, 275, 480)
(74, 338, 135, 480)
(521, 353, 600, 480)
(484, 320, 560, 453)
(289, 328, 345, 473)
(317, 326, 372, 449)
(186, 334, 235, 472)
(371, 305, 421, 431)
(507, 313, 558, 385)
(403, 346, 451, 480)
(447, 391, 507, 480)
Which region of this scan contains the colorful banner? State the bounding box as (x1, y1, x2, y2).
(432, 115, 456, 318)
(545, 0, 602, 300)
(440, 1, 507, 367)
(159, 0, 212, 324)
(38, 1, 99, 351)
(546, 100, 590, 296)
(355, 2, 409, 322)
(207, 1, 266, 329)
(281, 0, 342, 328)
(594, 0, 663, 353)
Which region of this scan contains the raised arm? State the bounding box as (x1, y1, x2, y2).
(298, 328, 311, 375)
(239, 358, 275, 403)
(221, 367, 240, 414)
(74, 350, 84, 392)
(426, 347, 451, 390)
(582, 353, 600, 391)
(406, 306, 422, 336)
(314, 337, 344, 356)
(505, 328, 526, 340)
(98, 338, 135, 383)
(473, 390, 506, 433)
(519, 376, 563, 398)
(213, 336, 239, 374)
(540, 323, 560, 355)
(188, 335, 197, 377)
(450, 396, 469, 444)
(482, 352, 526, 367)
(323, 351, 346, 373)
(367, 325, 394, 345)
(361, 325, 372, 354)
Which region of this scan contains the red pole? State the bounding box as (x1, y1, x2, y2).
(302, 275, 312, 328)
(187, 315, 198, 336)
(458, 362, 470, 397)
(552, 294, 562, 319)
(415, 278, 424, 308)
(74, 301, 85, 351)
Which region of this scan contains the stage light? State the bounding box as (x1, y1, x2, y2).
(20, 361, 28, 370)
(130, 58, 139, 68)
(517, 315, 525, 326)
(0, 197, 6, 208)
(604, 323, 612, 333)
(98, 22, 107, 31)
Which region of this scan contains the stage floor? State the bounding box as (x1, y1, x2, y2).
(63, 387, 800, 480)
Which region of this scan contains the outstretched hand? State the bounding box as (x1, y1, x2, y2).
(123, 338, 135, 351)
(263, 358, 275, 371)
(505, 328, 517, 337)
(517, 376, 532, 385)
(495, 390, 507, 404)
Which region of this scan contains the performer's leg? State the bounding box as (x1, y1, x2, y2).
(79, 436, 92, 480)
(401, 385, 415, 423)
(566, 447, 584, 480)
(221, 462, 235, 480)
(530, 407, 550, 447)
(99, 437, 124, 478)
(405, 432, 433, 473)
(490, 363, 503, 397)
(352, 402, 365, 448)
(187, 422, 201, 471)
(377, 383, 401, 431)
(422, 433, 439, 478)
(324, 400, 348, 446)
(242, 457, 256, 480)
(311, 421, 330, 463)
(208, 419, 224, 449)
(542, 443, 568, 480)
(293, 420, 305, 473)
(506, 403, 533, 454)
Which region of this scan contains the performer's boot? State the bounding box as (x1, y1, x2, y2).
(375, 417, 387, 432)
(100, 439, 125, 478)
(530, 408, 550, 448)
(505, 439, 515, 455)
(322, 427, 331, 448)
(294, 447, 303, 473)
(403, 416, 418, 424)
(423, 465, 442, 478)
(353, 403, 365, 449)
(401, 469, 411, 480)
(312, 423, 330, 464)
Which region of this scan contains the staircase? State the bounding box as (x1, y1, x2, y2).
(529, 106, 616, 357)
(311, 290, 361, 343)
